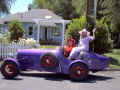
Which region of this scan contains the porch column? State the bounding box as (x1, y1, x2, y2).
(62, 20, 65, 46)
(37, 23, 40, 47)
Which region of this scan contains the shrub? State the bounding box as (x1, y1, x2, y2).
(92, 18, 113, 53)
(8, 20, 25, 42)
(0, 32, 10, 45)
(19, 38, 37, 48)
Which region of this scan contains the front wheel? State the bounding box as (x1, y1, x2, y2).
(69, 63, 89, 81)
(1, 61, 19, 79)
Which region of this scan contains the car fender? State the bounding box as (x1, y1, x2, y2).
(3, 58, 20, 69)
(69, 60, 89, 70)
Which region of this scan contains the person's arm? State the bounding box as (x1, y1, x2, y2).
(92, 28, 96, 40)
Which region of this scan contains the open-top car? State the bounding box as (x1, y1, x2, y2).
(0, 38, 110, 81)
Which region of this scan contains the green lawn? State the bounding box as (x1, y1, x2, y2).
(104, 49, 120, 69)
(39, 45, 59, 49)
(0, 60, 3, 67)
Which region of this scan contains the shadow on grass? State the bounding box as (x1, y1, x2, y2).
(109, 57, 120, 66)
(20, 72, 114, 83)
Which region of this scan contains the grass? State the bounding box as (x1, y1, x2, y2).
(104, 49, 120, 69)
(39, 45, 59, 49)
(109, 64, 120, 69)
(0, 60, 3, 68)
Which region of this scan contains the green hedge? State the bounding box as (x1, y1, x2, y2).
(93, 18, 113, 53)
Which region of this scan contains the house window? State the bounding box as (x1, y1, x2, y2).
(4, 22, 8, 24)
(29, 26, 33, 35)
(53, 27, 60, 36)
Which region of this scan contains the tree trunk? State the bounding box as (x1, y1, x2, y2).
(86, 0, 89, 26)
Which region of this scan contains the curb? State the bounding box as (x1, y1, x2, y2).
(102, 68, 120, 71)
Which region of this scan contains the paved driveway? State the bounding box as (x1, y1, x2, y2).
(0, 71, 120, 90)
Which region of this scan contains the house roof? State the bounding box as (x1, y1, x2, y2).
(0, 9, 64, 25)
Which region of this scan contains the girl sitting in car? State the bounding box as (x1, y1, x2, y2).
(68, 28, 96, 59)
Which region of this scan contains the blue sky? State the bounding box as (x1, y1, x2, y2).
(10, 0, 33, 14)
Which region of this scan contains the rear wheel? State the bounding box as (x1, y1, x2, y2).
(40, 53, 59, 70)
(1, 61, 19, 79)
(69, 63, 89, 81)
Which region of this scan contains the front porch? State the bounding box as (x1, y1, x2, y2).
(33, 19, 70, 46)
(39, 26, 62, 45)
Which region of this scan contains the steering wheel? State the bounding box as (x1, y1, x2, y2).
(64, 38, 76, 57)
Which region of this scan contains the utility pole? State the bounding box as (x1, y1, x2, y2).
(94, 0, 97, 25)
(93, 0, 97, 52)
(86, 0, 89, 26)
(86, 0, 97, 26)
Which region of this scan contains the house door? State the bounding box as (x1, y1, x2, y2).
(45, 27, 47, 40)
(42, 27, 51, 40)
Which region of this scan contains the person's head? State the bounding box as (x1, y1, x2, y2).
(82, 31, 87, 37)
(79, 29, 89, 37)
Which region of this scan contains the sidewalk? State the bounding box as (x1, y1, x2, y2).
(103, 68, 120, 71)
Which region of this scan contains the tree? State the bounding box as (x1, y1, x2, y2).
(0, 32, 10, 45)
(93, 18, 113, 53)
(110, 0, 120, 48)
(33, 0, 85, 19)
(72, 0, 86, 16)
(96, 0, 120, 48)
(0, 0, 15, 15)
(8, 20, 25, 42)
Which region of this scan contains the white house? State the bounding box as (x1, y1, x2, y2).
(0, 8, 70, 45)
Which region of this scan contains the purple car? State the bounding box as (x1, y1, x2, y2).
(1, 47, 109, 81)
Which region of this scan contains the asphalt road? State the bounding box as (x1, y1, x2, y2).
(0, 71, 120, 90)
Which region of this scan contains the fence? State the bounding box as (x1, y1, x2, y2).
(0, 42, 35, 59)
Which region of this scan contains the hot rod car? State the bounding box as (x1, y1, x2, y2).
(0, 39, 110, 81)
